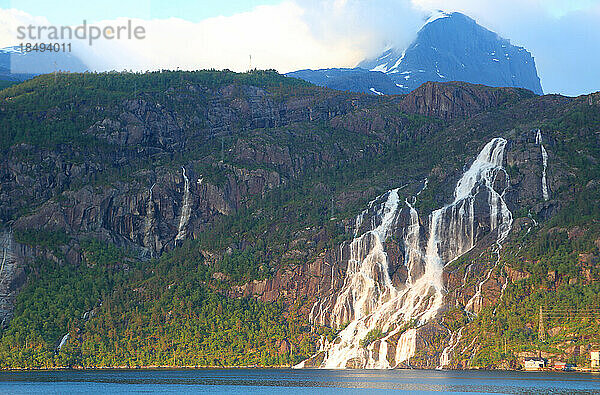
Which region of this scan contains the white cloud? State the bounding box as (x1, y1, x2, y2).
(0, 1, 426, 73)
(298, 0, 426, 62)
(0, 8, 49, 48)
(76, 1, 370, 73)
(82, 0, 427, 73)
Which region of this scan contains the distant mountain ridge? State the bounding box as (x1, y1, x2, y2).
(284, 67, 402, 95)
(0, 45, 88, 82)
(287, 12, 543, 95)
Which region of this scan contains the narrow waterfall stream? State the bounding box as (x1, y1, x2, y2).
(301, 138, 513, 369)
(57, 333, 69, 351)
(175, 167, 191, 243)
(0, 245, 6, 277)
(536, 130, 549, 201)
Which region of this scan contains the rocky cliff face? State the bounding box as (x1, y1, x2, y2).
(0, 230, 27, 328)
(3, 78, 514, 262)
(1, 81, 374, 255)
(399, 81, 534, 120)
(11, 164, 285, 258)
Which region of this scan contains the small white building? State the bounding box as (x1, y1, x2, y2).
(524, 358, 546, 371)
(591, 351, 600, 368)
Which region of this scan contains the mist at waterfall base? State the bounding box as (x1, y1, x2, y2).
(300, 137, 513, 369)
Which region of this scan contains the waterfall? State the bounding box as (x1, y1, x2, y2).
(57, 333, 69, 351)
(536, 130, 549, 201)
(0, 244, 6, 277)
(0, 230, 13, 278)
(302, 138, 512, 369)
(439, 327, 464, 368)
(444, 138, 513, 365)
(82, 309, 95, 321)
(328, 189, 401, 328)
(175, 167, 191, 243)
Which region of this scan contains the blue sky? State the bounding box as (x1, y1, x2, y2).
(4, 0, 595, 23)
(2, 0, 282, 23)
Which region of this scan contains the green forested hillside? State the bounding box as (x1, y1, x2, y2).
(1, 70, 599, 369)
(0, 236, 335, 368)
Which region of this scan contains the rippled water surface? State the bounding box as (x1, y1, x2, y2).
(1, 369, 600, 394)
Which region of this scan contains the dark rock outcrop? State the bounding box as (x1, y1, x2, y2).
(0, 230, 28, 328)
(399, 81, 534, 120)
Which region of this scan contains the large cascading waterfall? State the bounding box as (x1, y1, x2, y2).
(301, 138, 513, 369)
(175, 167, 191, 243)
(536, 130, 550, 201)
(442, 138, 513, 366)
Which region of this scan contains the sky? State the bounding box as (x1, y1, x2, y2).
(0, 0, 599, 96)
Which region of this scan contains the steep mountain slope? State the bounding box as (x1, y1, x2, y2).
(0, 71, 598, 369)
(289, 12, 543, 96)
(286, 68, 403, 95)
(361, 12, 543, 95)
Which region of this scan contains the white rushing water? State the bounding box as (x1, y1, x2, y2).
(536, 130, 549, 201)
(304, 138, 512, 369)
(57, 333, 69, 351)
(0, 244, 6, 277)
(175, 167, 191, 243)
(0, 230, 14, 278)
(439, 327, 464, 368)
(442, 138, 513, 365)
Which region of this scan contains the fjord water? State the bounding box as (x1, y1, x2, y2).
(1, 369, 599, 394)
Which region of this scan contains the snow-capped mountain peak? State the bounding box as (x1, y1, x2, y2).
(357, 11, 543, 94)
(288, 11, 543, 96)
(423, 10, 451, 26)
